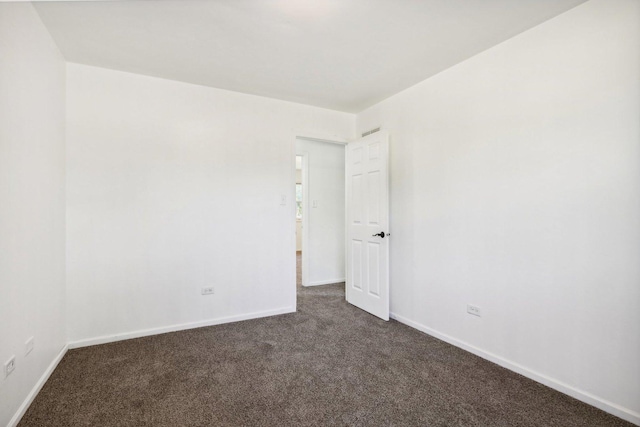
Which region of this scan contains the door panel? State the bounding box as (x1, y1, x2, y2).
(346, 131, 389, 320)
(351, 240, 363, 290)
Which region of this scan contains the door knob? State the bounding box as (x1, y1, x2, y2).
(372, 231, 389, 238)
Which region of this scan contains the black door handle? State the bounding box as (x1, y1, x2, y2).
(372, 232, 389, 238)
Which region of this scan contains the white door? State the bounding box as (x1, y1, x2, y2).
(345, 131, 390, 320)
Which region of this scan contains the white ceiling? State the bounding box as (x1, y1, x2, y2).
(34, 0, 586, 113)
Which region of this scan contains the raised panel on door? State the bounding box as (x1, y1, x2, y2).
(367, 242, 380, 296)
(351, 174, 363, 225)
(367, 170, 380, 226)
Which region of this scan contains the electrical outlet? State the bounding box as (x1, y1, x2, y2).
(25, 337, 34, 356)
(467, 304, 481, 317)
(4, 356, 15, 378)
(201, 287, 215, 295)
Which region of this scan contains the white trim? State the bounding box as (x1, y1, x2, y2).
(304, 278, 346, 287)
(68, 307, 295, 349)
(297, 136, 348, 146)
(344, 143, 349, 302)
(390, 312, 640, 426)
(292, 129, 349, 144)
(300, 152, 310, 287)
(8, 344, 69, 427)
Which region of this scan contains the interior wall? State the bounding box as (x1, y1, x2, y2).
(356, 0, 639, 422)
(0, 4, 67, 426)
(65, 63, 354, 344)
(296, 140, 346, 286)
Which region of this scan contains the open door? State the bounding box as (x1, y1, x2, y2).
(345, 130, 389, 320)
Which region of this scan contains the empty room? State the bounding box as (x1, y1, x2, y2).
(1, 0, 638, 426)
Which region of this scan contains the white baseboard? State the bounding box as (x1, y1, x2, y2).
(304, 278, 345, 287)
(8, 344, 69, 427)
(389, 312, 640, 426)
(68, 306, 296, 349)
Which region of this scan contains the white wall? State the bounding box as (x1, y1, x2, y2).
(0, 4, 67, 426)
(296, 140, 346, 286)
(357, 0, 640, 423)
(65, 63, 354, 344)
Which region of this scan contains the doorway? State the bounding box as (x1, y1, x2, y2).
(295, 138, 346, 289)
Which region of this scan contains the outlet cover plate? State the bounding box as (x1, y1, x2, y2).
(467, 304, 481, 317)
(4, 356, 15, 377)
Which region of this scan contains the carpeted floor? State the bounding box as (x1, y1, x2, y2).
(20, 253, 632, 426)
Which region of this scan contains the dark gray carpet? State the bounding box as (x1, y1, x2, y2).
(20, 254, 632, 426)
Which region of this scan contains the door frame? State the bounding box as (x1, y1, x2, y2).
(298, 151, 309, 286)
(291, 131, 349, 304)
